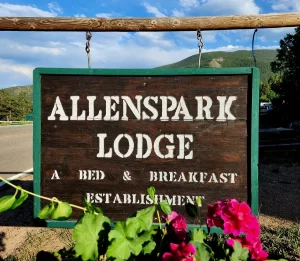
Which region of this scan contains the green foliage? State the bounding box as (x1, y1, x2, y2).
(0, 187, 28, 213)
(231, 241, 249, 261)
(159, 200, 172, 215)
(73, 213, 110, 261)
(0, 86, 33, 121)
(185, 202, 199, 218)
(0, 195, 17, 213)
(10, 189, 29, 210)
(194, 242, 212, 261)
(159, 49, 277, 83)
(260, 75, 281, 102)
(0, 182, 291, 261)
(51, 202, 72, 220)
(270, 26, 300, 121)
(192, 228, 206, 243)
(147, 186, 155, 202)
(38, 202, 55, 219)
(37, 201, 73, 220)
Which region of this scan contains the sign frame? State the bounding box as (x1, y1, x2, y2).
(33, 67, 259, 228)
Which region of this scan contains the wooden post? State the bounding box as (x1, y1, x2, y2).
(0, 13, 299, 31)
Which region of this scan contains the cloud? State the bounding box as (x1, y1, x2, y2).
(142, 2, 166, 17)
(182, 0, 260, 15)
(96, 13, 112, 18)
(48, 2, 63, 14)
(271, 0, 300, 12)
(171, 9, 185, 17)
(0, 3, 56, 17)
(174, 31, 217, 45)
(74, 14, 86, 18)
(134, 32, 174, 48)
(179, 0, 199, 8)
(0, 58, 33, 78)
(203, 44, 277, 53)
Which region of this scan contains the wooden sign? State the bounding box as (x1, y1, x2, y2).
(33, 68, 259, 228)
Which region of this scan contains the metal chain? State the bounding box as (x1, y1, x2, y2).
(197, 29, 204, 68)
(252, 28, 258, 67)
(85, 31, 92, 68)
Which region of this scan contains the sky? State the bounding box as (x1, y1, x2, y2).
(0, 0, 298, 88)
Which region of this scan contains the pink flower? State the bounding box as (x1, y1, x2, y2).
(207, 201, 225, 228)
(162, 242, 196, 261)
(167, 211, 180, 222)
(250, 240, 268, 261)
(227, 237, 268, 261)
(222, 200, 253, 236)
(207, 199, 259, 237)
(167, 212, 188, 242)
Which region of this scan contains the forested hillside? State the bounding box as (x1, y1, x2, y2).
(160, 49, 276, 83)
(0, 85, 32, 121)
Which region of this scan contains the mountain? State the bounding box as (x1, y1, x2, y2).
(1, 49, 277, 95)
(3, 85, 33, 98)
(159, 49, 277, 83)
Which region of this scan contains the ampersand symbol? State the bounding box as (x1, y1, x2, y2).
(123, 171, 131, 181)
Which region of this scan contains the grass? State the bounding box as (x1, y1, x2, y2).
(0, 121, 33, 126)
(261, 222, 300, 261)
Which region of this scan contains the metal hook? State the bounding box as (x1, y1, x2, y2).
(85, 31, 92, 68)
(197, 29, 204, 68)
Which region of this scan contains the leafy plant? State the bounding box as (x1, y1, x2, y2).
(0, 177, 288, 261)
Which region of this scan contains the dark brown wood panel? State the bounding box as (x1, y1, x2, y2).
(40, 74, 250, 223)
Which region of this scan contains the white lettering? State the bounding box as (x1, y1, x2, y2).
(47, 96, 69, 121)
(216, 96, 237, 121)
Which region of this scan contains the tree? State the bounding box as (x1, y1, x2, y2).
(271, 26, 300, 122)
(0, 89, 16, 121)
(260, 75, 280, 102)
(0, 88, 33, 121)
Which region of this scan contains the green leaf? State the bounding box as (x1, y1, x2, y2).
(185, 203, 198, 218)
(159, 200, 172, 215)
(73, 213, 110, 261)
(83, 196, 102, 214)
(231, 241, 249, 261)
(192, 228, 206, 243)
(125, 217, 141, 238)
(109, 221, 127, 241)
(107, 237, 142, 260)
(108, 221, 153, 260)
(147, 186, 155, 202)
(38, 202, 55, 219)
(51, 202, 72, 220)
(136, 231, 153, 245)
(195, 196, 202, 207)
(194, 242, 211, 261)
(0, 195, 16, 213)
(143, 241, 156, 255)
(233, 241, 242, 255)
(11, 190, 28, 210)
(135, 206, 155, 231)
(240, 248, 249, 260)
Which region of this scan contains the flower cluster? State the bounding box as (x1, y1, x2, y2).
(162, 211, 196, 261)
(207, 199, 268, 261)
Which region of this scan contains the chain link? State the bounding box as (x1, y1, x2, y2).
(197, 29, 204, 68)
(86, 31, 92, 68)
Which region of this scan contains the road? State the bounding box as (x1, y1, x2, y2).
(0, 124, 33, 180)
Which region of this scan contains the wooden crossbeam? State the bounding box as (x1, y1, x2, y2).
(0, 13, 299, 31)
